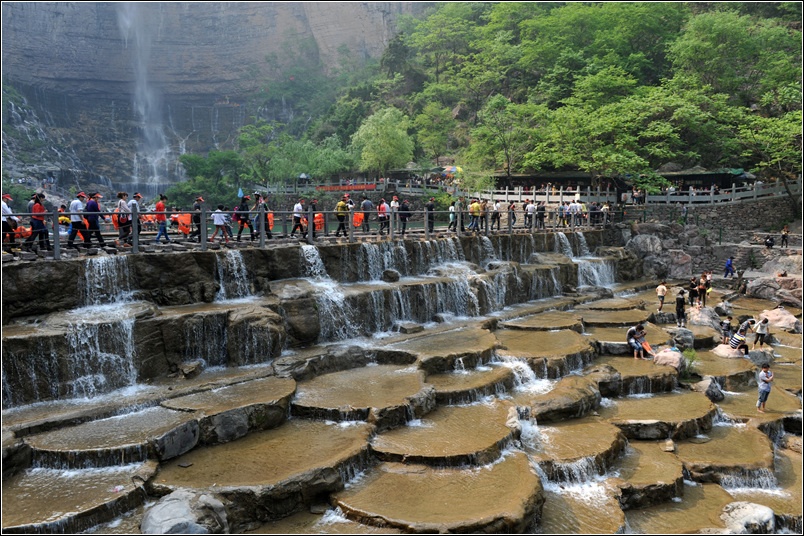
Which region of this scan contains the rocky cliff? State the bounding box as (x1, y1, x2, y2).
(2, 2, 425, 100)
(1, 2, 430, 194)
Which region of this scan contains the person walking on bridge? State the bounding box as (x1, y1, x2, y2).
(67, 192, 90, 249)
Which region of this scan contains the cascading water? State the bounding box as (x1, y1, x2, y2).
(183, 314, 228, 368)
(83, 256, 134, 305)
(554, 231, 616, 288)
(215, 250, 251, 301)
(554, 232, 575, 257)
(574, 232, 592, 257)
(577, 259, 617, 288)
(117, 2, 174, 196)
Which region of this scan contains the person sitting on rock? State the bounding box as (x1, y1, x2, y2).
(729, 329, 750, 356)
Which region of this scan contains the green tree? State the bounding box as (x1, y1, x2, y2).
(738, 109, 802, 208)
(350, 107, 415, 177)
(414, 102, 455, 164)
(668, 10, 802, 107)
(466, 95, 536, 185)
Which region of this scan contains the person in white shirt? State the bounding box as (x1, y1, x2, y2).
(525, 201, 536, 229)
(390, 195, 400, 232)
(209, 204, 230, 243)
(491, 200, 501, 230)
(291, 198, 306, 238)
(67, 191, 90, 248)
(2, 193, 20, 248)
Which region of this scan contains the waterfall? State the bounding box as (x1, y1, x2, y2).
(575, 232, 591, 256)
(531, 266, 563, 300)
(117, 3, 171, 196)
(215, 250, 251, 301)
(357, 241, 409, 281)
(478, 236, 498, 267)
(183, 314, 228, 367)
(311, 279, 360, 341)
(720, 468, 778, 490)
(64, 314, 138, 399)
(554, 232, 574, 257)
(577, 259, 617, 288)
(83, 256, 134, 305)
(301, 245, 328, 278)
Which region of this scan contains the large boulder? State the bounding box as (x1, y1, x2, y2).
(760, 307, 802, 334)
(653, 348, 686, 375)
(712, 344, 748, 359)
(747, 277, 802, 309)
(141, 489, 229, 534)
(720, 502, 775, 534)
(626, 234, 663, 259)
(665, 327, 695, 351)
(687, 307, 723, 332)
(665, 250, 694, 279)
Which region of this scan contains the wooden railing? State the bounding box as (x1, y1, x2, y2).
(257, 177, 802, 206)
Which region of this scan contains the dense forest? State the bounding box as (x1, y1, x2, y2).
(175, 2, 801, 206)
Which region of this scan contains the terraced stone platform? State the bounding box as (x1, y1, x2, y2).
(332, 452, 543, 533)
(370, 400, 516, 466)
(597, 391, 717, 440)
(290, 365, 435, 430)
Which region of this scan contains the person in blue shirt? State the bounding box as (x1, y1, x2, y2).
(723, 256, 735, 278)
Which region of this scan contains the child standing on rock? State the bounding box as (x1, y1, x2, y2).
(757, 363, 773, 413)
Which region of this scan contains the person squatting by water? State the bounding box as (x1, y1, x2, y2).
(626, 323, 655, 360)
(757, 363, 773, 413)
(729, 329, 750, 356)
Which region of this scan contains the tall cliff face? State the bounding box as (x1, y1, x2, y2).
(1, 2, 429, 195)
(2, 2, 422, 100)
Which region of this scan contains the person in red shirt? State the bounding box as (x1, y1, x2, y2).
(23, 192, 51, 252)
(153, 194, 170, 243)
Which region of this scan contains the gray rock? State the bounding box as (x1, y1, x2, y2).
(720, 501, 775, 534)
(382, 269, 401, 282)
(666, 327, 694, 350)
(141, 489, 229, 534)
(704, 379, 725, 403)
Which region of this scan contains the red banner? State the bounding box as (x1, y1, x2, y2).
(315, 184, 377, 192)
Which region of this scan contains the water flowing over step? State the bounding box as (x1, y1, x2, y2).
(2, 233, 801, 534)
(370, 400, 517, 467)
(598, 391, 718, 441)
(332, 452, 544, 533)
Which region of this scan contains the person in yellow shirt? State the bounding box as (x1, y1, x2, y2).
(468, 198, 481, 231)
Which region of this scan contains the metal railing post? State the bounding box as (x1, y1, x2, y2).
(425, 207, 431, 241)
(51, 209, 60, 260)
(306, 206, 314, 244)
(259, 205, 266, 248)
(200, 206, 207, 251)
(132, 203, 139, 254)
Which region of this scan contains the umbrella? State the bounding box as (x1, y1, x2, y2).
(299, 173, 309, 180)
(442, 166, 463, 174)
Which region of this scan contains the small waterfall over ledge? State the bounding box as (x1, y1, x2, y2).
(554, 232, 616, 288)
(215, 249, 251, 301)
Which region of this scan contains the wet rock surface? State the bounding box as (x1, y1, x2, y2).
(1, 235, 800, 534)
